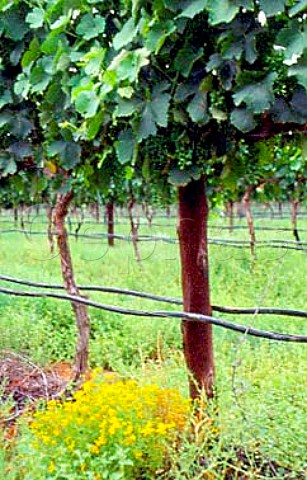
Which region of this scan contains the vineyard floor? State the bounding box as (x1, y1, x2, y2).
(0, 213, 306, 478)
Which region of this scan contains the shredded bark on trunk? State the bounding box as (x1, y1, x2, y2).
(178, 177, 214, 400)
(106, 201, 114, 247)
(243, 186, 256, 258)
(127, 196, 141, 263)
(13, 207, 18, 226)
(46, 204, 54, 254)
(74, 207, 84, 240)
(95, 202, 100, 223)
(144, 203, 155, 228)
(226, 201, 234, 233)
(53, 192, 90, 380)
(19, 205, 25, 230)
(264, 202, 274, 219)
(291, 199, 300, 242)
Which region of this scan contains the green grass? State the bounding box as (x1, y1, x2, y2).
(0, 211, 306, 475)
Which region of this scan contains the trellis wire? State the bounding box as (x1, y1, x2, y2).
(0, 286, 306, 343)
(1, 218, 307, 233)
(0, 274, 306, 319)
(0, 229, 306, 251)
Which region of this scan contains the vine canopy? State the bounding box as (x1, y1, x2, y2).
(0, 0, 306, 187)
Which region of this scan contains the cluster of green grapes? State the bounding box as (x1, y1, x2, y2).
(209, 90, 226, 110)
(265, 51, 294, 96)
(176, 143, 194, 171)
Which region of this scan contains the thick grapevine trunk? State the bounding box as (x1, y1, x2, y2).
(243, 186, 256, 258)
(127, 196, 141, 263)
(106, 201, 114, 247)
(95, 202, 100, 223)
(53, 192, 90, 380)
(178, 177, 214, 400)
(46, 204, 54, 254)
(13, 207, 18, 226)
(144, 203, 155, 228)
(75, 207, 84, 240)
(291, 199, 300, 242)
(20, 205, 25, 230)
(264, 202, 274, 219)
(226, 200, 234, 233)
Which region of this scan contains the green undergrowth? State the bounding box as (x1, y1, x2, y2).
(0, 214, 306, 477)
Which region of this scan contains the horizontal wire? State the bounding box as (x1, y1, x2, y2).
(0, 274, 306, 318)
(0, 286, 306, 343)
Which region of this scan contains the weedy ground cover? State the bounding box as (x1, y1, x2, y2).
(0, 213, 306, 477)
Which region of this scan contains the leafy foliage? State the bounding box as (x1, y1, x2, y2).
(0, 0, 306, 198)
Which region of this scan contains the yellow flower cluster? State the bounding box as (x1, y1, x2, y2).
(30, 372, 191, 477)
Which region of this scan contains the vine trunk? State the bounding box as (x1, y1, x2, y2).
(178, 177, 214, 400)
(53, 192, 90, 380)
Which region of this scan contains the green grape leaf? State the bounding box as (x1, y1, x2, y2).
(61, 142, 81, 169)
(76, 14, 106, 40)
(174, 83, 198, 102)
(8, 141, 32, 159)
(259, 0, 286, 17)
(137, 83, 170, 140)
(47, 140, 67, 157)
(11, 113, 34, 138)
(113, 18, 138, 51)
(0, 153, 17, 176)
(0, 90, 12, 109)
(48, 140, 81, 169)
(118, 86, 134, 98)
(230, 108, 256, 132)
(10, 42, 25, 66)
(0, 10, 29, 40)
(168, 165, 201, 186)
(116, 129, 135, 164)
(142, 155, 151, 181)
(75, 90, 100, 118)
(137, 104, 157, 140)
(21, 37, 41, 68)
(116, 98, 142, 117)
(207, 0, 239, 25)
(109, 48, 150, 83)
(26, 7, 45, 29)
(187, 92, 209, 123)
(151, 82, 171, 127)
(233, 73, 277, 113)
(178, 0, 207, 19)
(244, 33, 257, 64)
(288, 60, 307, 89)
(87, 111, 104, 140)
(50, 14, 71, 30)
(235, 0, 253, 8)
(168, 168, 191, 186)
(0, 112, 12, 128)
(82, 48, 106, 76)
(144, 20, 176, 54)
(174, 46, 203, 77)
(289, 0, 307, 17)
(277, 20, 307, 61)
(14, 74, 30, 98)
(30, 62, 52, 93)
